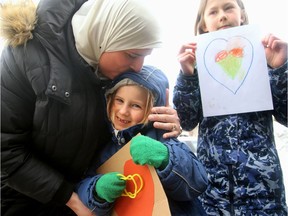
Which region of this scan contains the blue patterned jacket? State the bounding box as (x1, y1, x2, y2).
(173, 62, 288, 215)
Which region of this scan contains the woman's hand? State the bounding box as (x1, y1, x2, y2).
(177, 42, 197, 75)
(148, 89, 182, 139)
(262, 34, 287, 69)
(66, 192, 94, 216)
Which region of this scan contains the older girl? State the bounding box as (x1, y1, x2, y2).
(173, 0, 287, 215)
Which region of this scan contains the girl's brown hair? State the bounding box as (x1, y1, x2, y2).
(194, 0, 249, 35)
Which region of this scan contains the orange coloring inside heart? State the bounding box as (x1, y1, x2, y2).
(215, 47, 244, 79)
(215, 50, 228, 62)
(229, 48, 243, 57)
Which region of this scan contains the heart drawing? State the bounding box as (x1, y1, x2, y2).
(203, 36, 254, 94)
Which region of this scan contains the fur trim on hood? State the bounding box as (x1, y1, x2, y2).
(0, 0, 37, 47)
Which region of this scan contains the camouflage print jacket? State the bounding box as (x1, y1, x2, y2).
(173, 61, 288, 215)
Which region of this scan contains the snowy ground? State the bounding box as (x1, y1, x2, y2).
(179, 120, 288, 204)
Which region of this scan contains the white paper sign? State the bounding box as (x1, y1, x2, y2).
(195, 25, 273, 117)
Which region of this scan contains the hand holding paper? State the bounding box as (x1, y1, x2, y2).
(130, 135, 169, 170)
(95, 172, 126, 203)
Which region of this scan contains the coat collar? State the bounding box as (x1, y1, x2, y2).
(34, 0, 95, 104)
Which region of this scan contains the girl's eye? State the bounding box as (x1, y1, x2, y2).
(131, 104, 142, 109)
(208, 10, 217, 15)
(115, 98, 124, 104)
(225, 6, 233, 11)
(224, 4, 235, 11)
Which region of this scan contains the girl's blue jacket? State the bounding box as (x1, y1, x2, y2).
(173, 62, 288, 215)
(76, 65, 208, 216)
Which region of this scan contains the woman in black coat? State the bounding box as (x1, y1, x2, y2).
(0, 0, 182, 215)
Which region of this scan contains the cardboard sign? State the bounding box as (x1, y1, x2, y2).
(97, 135, 171, 216)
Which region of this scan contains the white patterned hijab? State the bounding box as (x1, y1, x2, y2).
(72, 0, 162, 68)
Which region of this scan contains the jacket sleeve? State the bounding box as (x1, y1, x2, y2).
(157, 138, 208, 201)
(269, 61, 288, 126)
(173, 70, 202, 131)
(76, 175, 114, 216)
(1, 45, 74, 204)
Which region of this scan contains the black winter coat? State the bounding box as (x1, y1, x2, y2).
(1, 0, 111, 215)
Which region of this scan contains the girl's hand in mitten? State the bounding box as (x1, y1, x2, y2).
(95, 172, 126, 203)
(130, 135, 169, 170)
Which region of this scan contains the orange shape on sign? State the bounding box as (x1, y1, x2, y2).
(114, 159, 154, 216)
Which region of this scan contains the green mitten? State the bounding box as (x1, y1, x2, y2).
(95, 172, 126, 203)
(130, 135, 169, 170)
